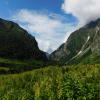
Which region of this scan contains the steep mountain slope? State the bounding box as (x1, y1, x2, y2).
(50, 19, 100, 64)
(0, 18, 47, 60)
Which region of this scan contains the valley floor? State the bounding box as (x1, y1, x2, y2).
(0, 64, 100, 100)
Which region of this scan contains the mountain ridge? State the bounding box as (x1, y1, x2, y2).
(50, 19, 100, 64)
(0, 18, 47, 61)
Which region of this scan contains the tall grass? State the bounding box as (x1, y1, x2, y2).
(0, 64, 100, 100)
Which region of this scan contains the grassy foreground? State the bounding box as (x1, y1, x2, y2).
(0, 64, 100, 100)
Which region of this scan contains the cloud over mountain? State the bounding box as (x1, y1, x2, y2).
(12, 9, 75, 52)
(62, 0, 100, 26)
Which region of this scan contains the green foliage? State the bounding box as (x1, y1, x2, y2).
(0, 64, 100, 100)
(0, 57, 47, 74)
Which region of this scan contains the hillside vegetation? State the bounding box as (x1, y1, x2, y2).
(50, 19, 100, 65)
(0, 18, 47, 60)
(0, 64, 100, 100)
(0, 57, 47, 74)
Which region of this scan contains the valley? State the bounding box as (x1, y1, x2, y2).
(0, 18, 100, 99)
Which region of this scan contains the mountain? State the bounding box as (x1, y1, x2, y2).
(50, 19, 100, 64)
(47, 48, 53, 54)
(0, 18, 47, 61)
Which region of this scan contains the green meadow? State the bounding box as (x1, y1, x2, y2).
(0, 64, 100, 100)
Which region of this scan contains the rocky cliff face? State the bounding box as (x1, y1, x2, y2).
(0, 18, 47, 60)
(50, 19, 100, 64)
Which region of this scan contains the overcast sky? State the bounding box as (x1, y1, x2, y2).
(0, 0, 100, 53)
